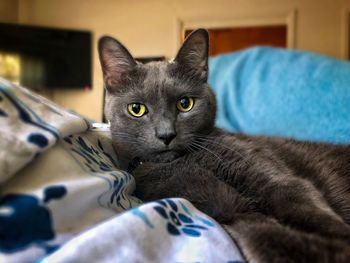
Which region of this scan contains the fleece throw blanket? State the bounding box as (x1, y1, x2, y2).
(209, 47, 350, 144)
(0, 78, 243, 263)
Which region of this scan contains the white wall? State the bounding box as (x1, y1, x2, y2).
(4, 0, 350, 120)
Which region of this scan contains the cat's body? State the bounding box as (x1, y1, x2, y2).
(135, 130, 350, 262)
(98, 29, 350, 262)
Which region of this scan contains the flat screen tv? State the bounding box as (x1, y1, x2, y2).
(0, 23, 92, 90)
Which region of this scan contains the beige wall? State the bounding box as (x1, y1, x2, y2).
(0, 0, 18, 23)
(4, 0, 350, 121)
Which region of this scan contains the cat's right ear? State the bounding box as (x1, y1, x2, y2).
(98, 36, 136, 90)
(174, 29, 209, 81)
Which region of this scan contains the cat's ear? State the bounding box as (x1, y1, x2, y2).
(98, 36, 137, 90)
(174, 29, 209, 81)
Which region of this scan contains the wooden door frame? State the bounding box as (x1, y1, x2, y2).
(341, 8, 349, 60)
(175, 10, 297, 52)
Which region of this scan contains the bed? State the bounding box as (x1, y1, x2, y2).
(1, 46, 350, 262)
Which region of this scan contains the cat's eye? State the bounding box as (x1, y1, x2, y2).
(177, 97, 194, 112)
(127, 103, 148, 117)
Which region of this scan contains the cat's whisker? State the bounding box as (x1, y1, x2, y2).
(184, 143, 196, 155)
(189, 135, 253, 195)
(183, 144, 192, 153)
(189, 140, 224, 164)
(192, 134, 253, 167)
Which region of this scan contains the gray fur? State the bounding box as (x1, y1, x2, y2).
(98, 29, 350, 262)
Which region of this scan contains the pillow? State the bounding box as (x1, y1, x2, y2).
(208, 47, 350, 144)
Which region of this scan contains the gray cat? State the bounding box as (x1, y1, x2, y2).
(98, 29, 350, 262)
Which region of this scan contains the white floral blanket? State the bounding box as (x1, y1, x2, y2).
(0, 78, 243, 263)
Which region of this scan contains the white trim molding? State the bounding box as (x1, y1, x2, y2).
(341, 9, 349, 60)
(176, 10, 297, 50)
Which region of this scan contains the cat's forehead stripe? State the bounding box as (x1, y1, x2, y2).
(143, 62, 174, 87)
(138, 62, 180, 102)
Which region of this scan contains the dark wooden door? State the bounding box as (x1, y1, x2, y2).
(185, 25, 287, 56)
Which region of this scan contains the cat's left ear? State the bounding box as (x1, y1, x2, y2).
(174, 29, 209, 81)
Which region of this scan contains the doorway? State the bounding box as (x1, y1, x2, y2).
(185, 25, 287, 56)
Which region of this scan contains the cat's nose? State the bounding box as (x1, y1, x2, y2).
(156, 132, 177, 145)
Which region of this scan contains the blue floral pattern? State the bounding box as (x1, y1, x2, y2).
(155, 199, 215, 237)
(0, 185, 66, 254)
(132, 198, 215, 237)
(62, 133, 141, 211)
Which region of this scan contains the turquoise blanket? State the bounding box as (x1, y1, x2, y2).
(208, 47, 350, 144)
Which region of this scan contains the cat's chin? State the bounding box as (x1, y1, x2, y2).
(142, 150, 183, 163)
(125, 151, 181, 173)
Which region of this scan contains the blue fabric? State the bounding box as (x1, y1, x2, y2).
(208, 47, 350, 144)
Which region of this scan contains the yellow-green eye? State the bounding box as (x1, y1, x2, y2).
(177, 97, 194, 112)
(128, 103, 147, 117)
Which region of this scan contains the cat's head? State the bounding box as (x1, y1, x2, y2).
(98, 29, 216, 164)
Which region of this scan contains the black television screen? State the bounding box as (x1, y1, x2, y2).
(0, 23, 92, 90)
